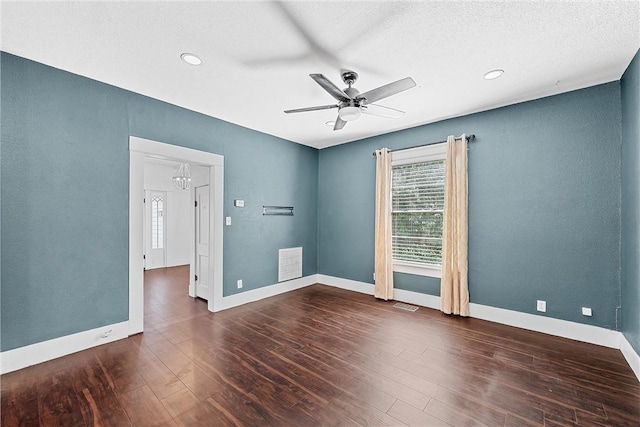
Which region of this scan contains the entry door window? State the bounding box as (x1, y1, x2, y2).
(151, 195, 164, 249)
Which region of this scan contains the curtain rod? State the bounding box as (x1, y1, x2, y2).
(372, 134, 476, 156)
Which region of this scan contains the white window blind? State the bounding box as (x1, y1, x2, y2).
(392, 159, 445, 266)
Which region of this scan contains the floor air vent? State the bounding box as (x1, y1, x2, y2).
(394, 302, 419, 312)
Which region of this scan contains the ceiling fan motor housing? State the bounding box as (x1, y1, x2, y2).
(344, 86, 361, 100)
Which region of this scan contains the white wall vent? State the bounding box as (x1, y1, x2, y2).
(278, 247, 302, 282)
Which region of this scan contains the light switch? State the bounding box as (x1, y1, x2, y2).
(234, 199, 245, 207)
(225, 216, 231, 226)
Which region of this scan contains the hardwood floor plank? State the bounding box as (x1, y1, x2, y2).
(1, 371, 41, 426)
(160, 387, 200, 418)
(504, 413, 543, 427)
(400, 348, 556, 424)
(118, 384, 176, 426)
(37, 371, 85, 427)
(275, 343, 398, 413)
(1, 397, 40, 427)
(294, 342, 430, 411)
(425, 397, 496, 427)
(246, 382, 319, 425)
(431, 388, 507, 426)
(292, 394, 361, 426)
(603, 402, 640, 427)
(386, 399, 450, 426)
(346, 349, 439, 397)
(76, 385, 131, 426)
(173, 404, 235, 427)
(204, 382, 289, 426)
(137, 359, 186, 399)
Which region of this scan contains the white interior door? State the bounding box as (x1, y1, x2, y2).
(146, 190, 167, 269)
(195, 185, 210, 300)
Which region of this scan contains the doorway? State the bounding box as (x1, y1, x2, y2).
(129, 137, 224, 336)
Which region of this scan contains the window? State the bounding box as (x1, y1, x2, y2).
(391, 143, 446, 277)
(151, 195, 164, 249)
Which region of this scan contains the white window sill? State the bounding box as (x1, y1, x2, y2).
(393, 261, 441, 278)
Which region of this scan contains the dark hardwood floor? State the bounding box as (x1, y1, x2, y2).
(2, 265, 639, 426)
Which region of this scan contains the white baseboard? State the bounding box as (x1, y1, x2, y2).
(214, 274, 318, 312)
(395, 288, 441, 311)
(315, 274, 443, 311)
(317, 275, 622, 350)
(468, 302, 620, 348)
(316, 274, 374, 295)
(0, 321, 129, 375)
(167, 259, 190, 268)
(620, 333, 640, 381)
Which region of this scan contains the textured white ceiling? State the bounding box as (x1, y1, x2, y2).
(1, 1, 638, 149)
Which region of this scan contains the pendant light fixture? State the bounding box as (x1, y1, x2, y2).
(172, 163, 192, 190)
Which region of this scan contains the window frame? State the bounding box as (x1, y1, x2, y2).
(391, 143, 447, 278)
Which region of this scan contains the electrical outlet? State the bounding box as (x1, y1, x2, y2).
(237, 279, 243, 289)
(537, 300, 546, 312)
(582, 307, 592, 316)
(226, 216, 231, 226)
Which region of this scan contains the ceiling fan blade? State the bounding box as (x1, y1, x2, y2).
(360, 103, 406, 119)
(310, 74, 351, 102)
(284, 104, 338, 114)
(357, 77, 416, 105)
(274, 1, 342, 69)
(333, 117, 347, 131)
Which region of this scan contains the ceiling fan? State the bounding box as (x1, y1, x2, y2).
(284, 71, 416, 130)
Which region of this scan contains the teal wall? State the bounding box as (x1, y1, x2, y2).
(0, 53, 318, 351)
(621, 49, 640, 355)
(319, 82, 622, 329)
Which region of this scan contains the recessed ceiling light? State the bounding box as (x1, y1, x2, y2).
(483, 69, 504, 80)
(325, 121, 335, 127)
(180, 53, 202, 66)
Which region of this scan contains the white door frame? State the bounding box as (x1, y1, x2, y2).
(129, 136, 224, 335)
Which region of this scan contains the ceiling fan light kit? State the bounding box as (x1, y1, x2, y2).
(284, 70, 416, 130)
(338, 105, 361, 121)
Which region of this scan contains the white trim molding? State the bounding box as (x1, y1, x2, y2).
(215, 274, 318, 312)
(0, 321, 129, 374)
(468, 302, 620, 349)
(620, 334, 640, 381)
(393, 261, 442, 278)
(317, 274, 637, 379)
(316, 274, 442, 310)
(316, 274, 374, 295)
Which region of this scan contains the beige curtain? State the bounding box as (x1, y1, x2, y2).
(374, 148, 394, 300)
(441, 134, 469, 316)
